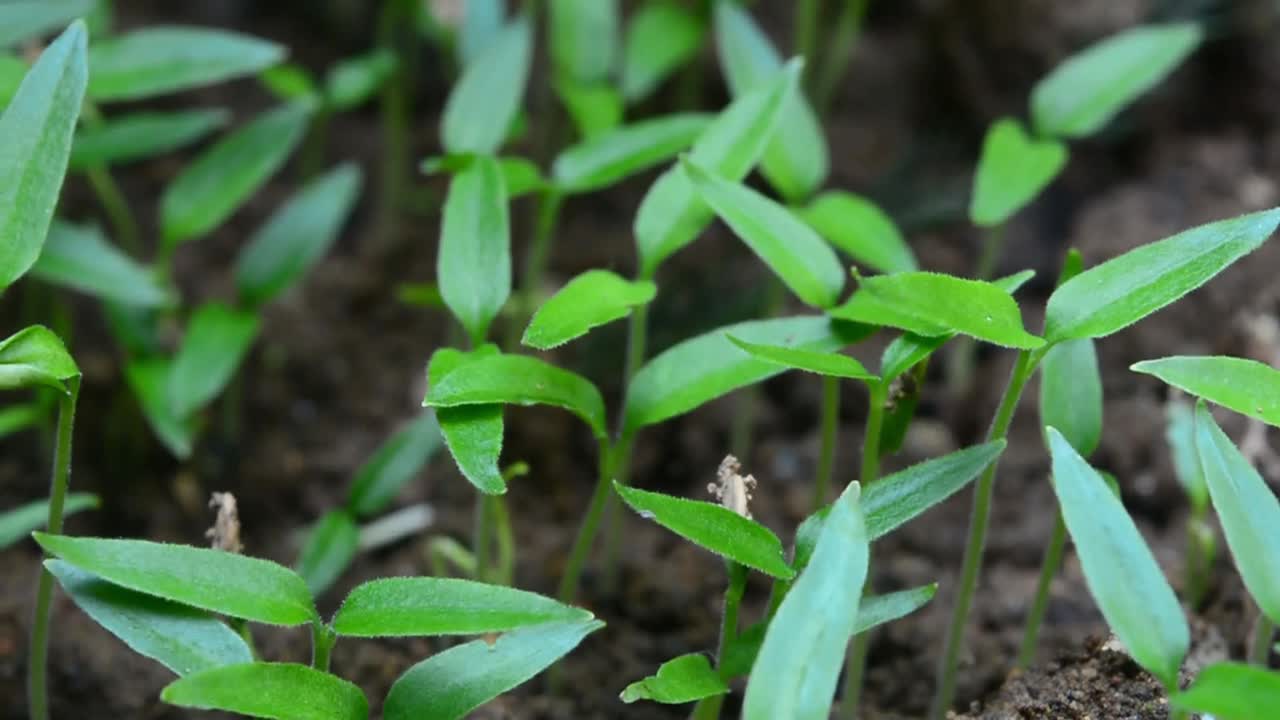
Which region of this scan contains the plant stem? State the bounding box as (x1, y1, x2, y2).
(557, 438, 616, 604)
(930, 348, 1040, 720)
(1183, 512, 1213, 610)
(473, 493, 492, 583)
(813, 375, 841, 510)
(1017, 511, 1067, 669)
(84, 166, 142, 256)
(947, 224, 1006, 400)
(491, 493, 515, 586)
(602, 302, 651, 592)
(795, 0, 824, 90)
(815, 0, 870, 116)
(731, 279, 788, 457)
(1248, 610, 1275, 666)
(310, 622, 336, 672)
(374, 0, 412, 253)
(299, 106, 332, 180)
(690, 561, 749, 720)
(28, 378, 80, 720)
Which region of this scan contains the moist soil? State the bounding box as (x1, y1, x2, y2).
(3, 1, 1280, 718)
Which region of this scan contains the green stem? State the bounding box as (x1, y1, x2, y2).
(947, 224, 1007, 399)
(812, 375, 841, 510)
(492, 493, 515, 586)
(1017, 511, 1066, 669)
(731, 279, 788, 457)
(1183, 511, 1213, 610)
(374, 0, 412, 251)
(299, 106, 332, 180)
(84, 165, 142, 256)
(1167, 680, 1188, 720)
(473, 493, 492, 583)
(28, 378, 80, 720)
(602, 302, 650, 592)
(930, 349, 1041, 720)
(557, 438, 616, 604)
(690, 561, 749, 720)
(310, 622, 335, 672)
(1248, 610, 1274, 666)
(815, 0, 870, 116)
(795, 0, 824, 90)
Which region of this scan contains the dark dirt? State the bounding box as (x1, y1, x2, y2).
(3, 0, 1280, 718)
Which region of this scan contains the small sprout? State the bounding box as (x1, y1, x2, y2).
(708, 454, 757, 519)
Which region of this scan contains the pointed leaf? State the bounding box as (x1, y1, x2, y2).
(556, 79, 622, 139)
(851, 583, 937, 634)
(47, 560, 252, 676)
(552, 113, 711, 194)
(1046, 428, 1188, 687)
(1133, 355, 1280, 428)
(1045, 207, 1280, 343)
(615, 483, 794, 579)
(728, 335, 875, 382)
(1170, 662, 1280, 720)
(125, 357, 197, 459)
(863, 440, 1006, 539)
(428, 347, 505, 495)
(0, 0, 93, 49)
(682, 158, 844, 308)
(879, 333, 947, 382)
(324, 48, 395, 111)
(347, 412, 442, 517)
(88, 26, 285, 101)
(1166, 399, 1208, 512)
(162, 663, 367, 720)
(0, 21, 87, 290)
(548, 0, 619, 84)
(798, 191, 916, 274)
(296, 510, 358, 596)
(970, 117, 1067, 227)
(383, 619, 602, 720)
(1040, 338, 1102, 456)
(31, 221, 171, 307)
(523, 270, 656, 349)
(438, 155, 511, 344)
(0, 325, 79, 393)
(168, 302, 260, 418)
(620, 653, 728, 704)
(621, 1, 704, 102)
(441, 18, 531, 154)
(0, 494, 97, 549)
(70, 109, 229, 169)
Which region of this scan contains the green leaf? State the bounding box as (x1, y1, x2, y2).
(552, 113, 711, 194)
(556, 79, 622, 139)
(621, 1, 704, 102)
(0, 325, 79, 393)
(879, 333, 947, 382)
(727, 335, 875, 382)
(425, 353, 606, 439)
(31, 220, 171, 307)
(47, 560, 252, 676)
(34, 534, 318, 626)
(969, 117, 1068, 227)
(522, 270, 656, 349)
(331, 577, 592, 637)
(347, 412, 442, 517)
(383, 619, 602, 720)
(1192, 402, 1280, 625)
(623, 315, 868, 433)
(441, 18, 532, 154)
(160, 103, 311, 247)
(863, 440, 1006, 539)
(1133, 355, 1280, 428)
(296, 510, 358, 596)
(258, 64, 318, 102)
(850, 583, 937, 633)
(743, 481, 868, 720)
(438, 154, 511, 344)
(69, 109, 229, 169)
(235, 162, 362, 306)
(125, 357, 197, 459)
(1165, 399, 1208, 512)
(0, 21, 87, 290)
(831, 272, 1044, 349)
(324, 48, 395, 111)
(168, 302, 261, 418)
(681, 158, 844, 308)
(713, 0, 827, 202)
(428, 347, 505, 495)
(1046, 428, 1188, 687)
(1044, 208, 1280, 343)
(1032, 23, 1201, 139)
(88, 26, 285, 101)
(0, 494, 97, 549)
(615, 482, 795, 579)
(634, 60, 799, 277)
(456, 0, 505, 67)
(1170, 662, 1280, 720)
(0, 54, 26, 108)
(620, 653, 728, 704)
(498, 156, 546, 198)
(797, 191, 916, 274)
(548, 0, 619, 84)
(1039, 338, 1102, 456)
(0, 0, 93, 49)
(162, 663, 367, 720)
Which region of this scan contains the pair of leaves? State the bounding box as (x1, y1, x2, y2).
(0, 325, 80, 393)
(970, 117, 1067, 227)
(88, 26, 285, 102)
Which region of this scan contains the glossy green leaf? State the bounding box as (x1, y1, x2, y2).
(456, 0, 505, 67)
(47, 560, 252, 676)
(634, 60, 799, 277)
(296, 510, 357, 596)
(0, 494, 97, 549)
(621, 1, 704, 102)
(831, 272, 1044, 349)
(88, 26, 285, 101)
(863, 440, 1006, 538)
(438, 155, 510, 344)
(428, 347, 505, 495)
(556, 79, 622, 139)
(441, 18, 531, 154)
(1039, 338, 1102, 456)
(1170, 662, 1280, 720)
(615, 483, 794, 579)
(682, 158, 844, 308)
(623, 315, 867, 433)
(850, 583, 937, 633)
(31, 220, 171, 307)
(548, 0, 618, 84)
(125, 357, 197, 458)
(728, 335, 875, 381)
(523, 270, 655, 349)
(0, 21, 87, 290)
(0, 0, 93, 49)
(425, 353, 606, 438)
(383, 619, 601, 720)
(1046, 428, 1188, 687)
(1133, 355, 1280, 428)
(34, 534, 317, 625)
(168, 303, 260, 418)
(552, 113, 711, 194)
(969, 117, 1067, 227)
(620, 653, 727, 704)
(347, 411, 442, 517)
(0, 325, 79, 393)
(236, 162, 362, 306)
(1032, 23, 1201, 139)
(1165, 399, 1208, 512)
(69, 109, 229, 169)
(332, 577, 591, 636)
(1193, 403, 1280, 625)
(160, 103, 311, 247)
(714, 1, 827, 202)
(324, 48, 395, 110)
(162, 663, 367, 720)
(994, 269, 1037, 294)
(797, 191, 916, 274)
(1044, 208, 1280, 343)
(743, 481, 867, 720)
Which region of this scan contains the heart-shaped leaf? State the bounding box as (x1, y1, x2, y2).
(1133, 355, 1280, 428)
(70, 109, 229, 170)
(88, 26, 285, 101)
(522, 270, 656, 349)
(797, 191, 916, 275)
(969, 117, 1067, 227)
(552, 113, 710, 194)
(620, 653, 728, 704)
(162, 663, 368, 720)
(441, 18, 531, 154)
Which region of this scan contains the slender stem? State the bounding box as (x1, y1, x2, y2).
(28, 378, 80, 720)
(947, 224, 1007, 399)
(557, 438, 616, 604)
(374, 0, 412, 251)
(815, 0, 870, 116)
(473, 494, 492, 583)
(930, 349, 1040, 720)
(1248, 610, 1275, 666)
(492, 493, 515, 586)
(731, 279, 788, 457)
(1017, 511, 1067, 669)
(813, 375, 841, 510)
(860, 383, 886, 485)
(84, 166, 142, 256)
(602, 302, 651, 592)
(1167, 680, 1188, 720)
(795, 0, 824, 90)
(1183, 511, 1213, 610)
(299, 106, 332, 180)
(690, 561, 749, 720)
(310, 622, 335, 672)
